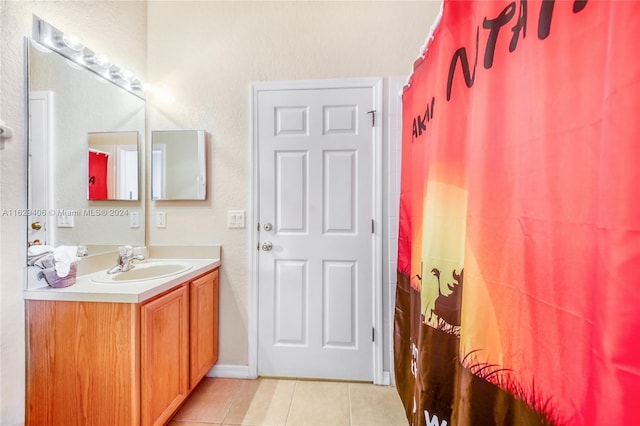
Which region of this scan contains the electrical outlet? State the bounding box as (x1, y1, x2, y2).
(129, 211, 139, 228)
(156, 212, 166, 228)
(227, 210, 245, 228)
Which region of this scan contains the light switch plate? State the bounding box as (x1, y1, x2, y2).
(156, 212, 166, 228)
(57, 215, 74, 228)
(129, 211, 139, 228)
(227, 210, 245, 228)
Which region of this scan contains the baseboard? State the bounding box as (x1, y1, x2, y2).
(207, 364, 391, 384)
(382, 371, 391, 386)
(206, 364, 255, 379)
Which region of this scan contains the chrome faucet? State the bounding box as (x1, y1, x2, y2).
(107, 245, 145, 274)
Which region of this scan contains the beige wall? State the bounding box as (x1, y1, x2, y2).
(146, 0, 441, 367)
(0, 1, 146, 424)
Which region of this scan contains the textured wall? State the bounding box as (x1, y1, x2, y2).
(0, 1, 146, 424)
(146, 0, 441, 367)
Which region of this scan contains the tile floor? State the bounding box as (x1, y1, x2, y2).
(169, 377, 408, 426)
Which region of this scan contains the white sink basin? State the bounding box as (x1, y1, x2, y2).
(91, 261, 193, 283)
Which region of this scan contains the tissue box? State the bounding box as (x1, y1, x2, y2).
(39, 262, 78, 288)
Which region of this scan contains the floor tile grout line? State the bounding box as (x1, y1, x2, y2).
(284, 379, 298, 426)
(348, 382, 353, 426)
(220, 378, 246, 425)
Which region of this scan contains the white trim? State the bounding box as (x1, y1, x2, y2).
(249, 77, 385, 384)
(386, 76, 406, 386)
(381, 371, 391, 386)
(248, 84, 260, 380)
(206, 364, 253, 379)
(371, 77, 385, 385)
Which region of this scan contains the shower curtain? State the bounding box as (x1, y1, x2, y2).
(88, 150, 109, 200)
(394, 1, 640, 425)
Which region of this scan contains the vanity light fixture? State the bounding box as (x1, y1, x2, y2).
(32, 16, 145, 98)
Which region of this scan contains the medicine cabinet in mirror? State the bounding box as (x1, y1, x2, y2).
(88, 131, 139, 201)
(27, 34, 145, 254)
(151, 130, 207, 200)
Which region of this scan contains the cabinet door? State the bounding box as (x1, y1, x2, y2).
(190, 269, 219, 386)
(141, 285, 189, 426)
(26, 301, 138, 426)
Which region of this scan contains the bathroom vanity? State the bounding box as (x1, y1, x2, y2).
(24, 258, 220, 426)
(24, 21, 219, 425)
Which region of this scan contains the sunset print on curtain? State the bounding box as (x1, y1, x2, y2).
(394, 1, 640, 425)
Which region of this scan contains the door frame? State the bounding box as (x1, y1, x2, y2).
(28, 91, 55, 249)
(248, 77, 385, 384)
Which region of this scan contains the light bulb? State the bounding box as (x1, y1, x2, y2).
(61, 33, 84, 51)
(109, 69, 122, 80)
(130, 80, 143, 91)
(82, 54, 96, 65)
(94, 54, 112, 69)
(120, 69, 134, 81)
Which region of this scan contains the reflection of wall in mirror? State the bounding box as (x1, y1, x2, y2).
(152, 145, 166, 200)
(152, 130, 206, 200)
(167, 134, 198, 199)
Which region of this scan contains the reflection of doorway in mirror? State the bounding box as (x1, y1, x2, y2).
(152, 145, 166, 200)
(117, 146, 138, 200)
(28, 91, 55, 246)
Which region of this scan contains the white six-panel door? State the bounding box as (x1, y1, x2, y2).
(256, 83, 377, 381)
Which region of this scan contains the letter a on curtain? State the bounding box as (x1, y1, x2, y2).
(395, 1, 640, 425)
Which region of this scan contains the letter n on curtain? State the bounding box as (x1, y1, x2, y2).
(395, 1, 640, 425)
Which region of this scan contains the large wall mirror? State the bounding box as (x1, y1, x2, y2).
(151, 130, 207, 200)
(27, 38, 145, 255)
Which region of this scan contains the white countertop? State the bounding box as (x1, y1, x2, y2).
(24, 258, 221, 304)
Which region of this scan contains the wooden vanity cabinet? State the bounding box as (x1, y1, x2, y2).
(141, 284, 190, 425)
(26, 268, 219, 426)
(189, 270, 219, 386)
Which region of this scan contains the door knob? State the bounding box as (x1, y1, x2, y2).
(31, 221, 42, 230)
(261, 241, 273, 251)
(263, 222, 273, 232)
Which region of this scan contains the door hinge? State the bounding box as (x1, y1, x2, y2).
(367, 110, 376, 127)
(372, 327, 375, 342)
(371, 219, 374, 234)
